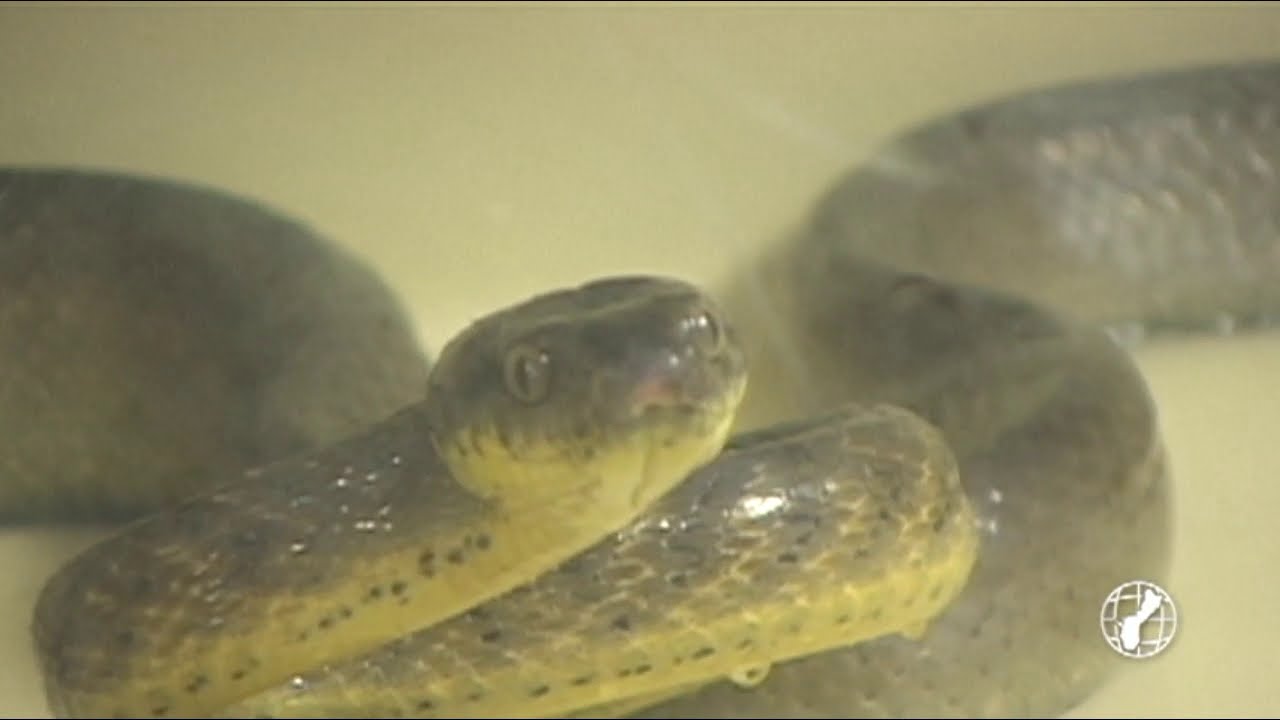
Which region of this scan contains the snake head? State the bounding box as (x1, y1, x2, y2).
(423, 275, 748, 516)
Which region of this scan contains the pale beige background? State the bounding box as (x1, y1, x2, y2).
(2, 3, 1279, 718)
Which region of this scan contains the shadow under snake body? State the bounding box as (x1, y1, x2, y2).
(4, 60, 1279, 718)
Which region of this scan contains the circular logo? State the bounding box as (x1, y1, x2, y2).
(1099, 579, 1178, 658)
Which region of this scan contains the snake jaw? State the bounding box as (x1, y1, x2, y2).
(624, 367, 747, 515)
(632, 428, 660, 513)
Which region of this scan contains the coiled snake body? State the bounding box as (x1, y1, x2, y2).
(5, 60, 1279, 718)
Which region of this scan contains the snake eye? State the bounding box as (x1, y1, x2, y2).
(683, 308, 724, 356)
(503, 344, 552, 404)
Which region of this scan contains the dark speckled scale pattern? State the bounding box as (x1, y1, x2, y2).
(219, 404, 974, 718)
(33, 405, 485, 714)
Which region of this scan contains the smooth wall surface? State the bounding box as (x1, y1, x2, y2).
(2, 3, 1278, 717)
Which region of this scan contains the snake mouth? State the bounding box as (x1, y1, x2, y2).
(624, 369, 743, 513)
(627, 363, 700, 416)
(613, 348, 741, 427)
(582, 337, 745, 513)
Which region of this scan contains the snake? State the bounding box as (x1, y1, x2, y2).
(5, 58, 1279, 718)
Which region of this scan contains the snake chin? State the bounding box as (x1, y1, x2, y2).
(626, 377, 747, 514)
